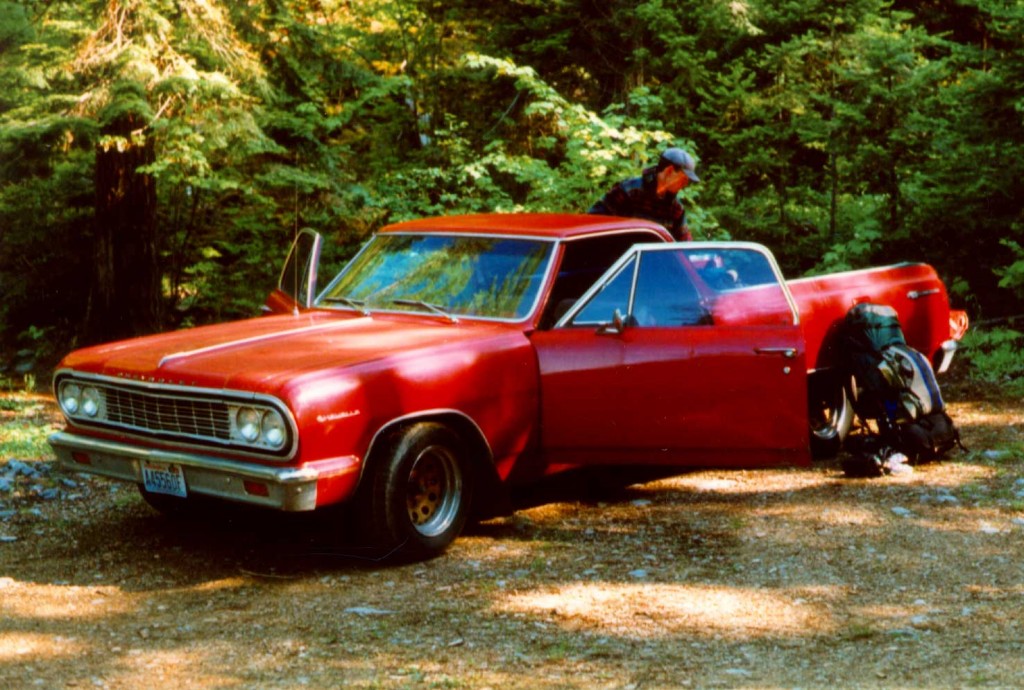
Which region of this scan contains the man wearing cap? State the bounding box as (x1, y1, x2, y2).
(588, 147, 700, 241)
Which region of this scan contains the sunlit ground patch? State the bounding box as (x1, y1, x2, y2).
(496, 582, 838, 639)
(0, 580, 134, 621)
(0, 632, 85, 660)
(105, 648, 237, 688)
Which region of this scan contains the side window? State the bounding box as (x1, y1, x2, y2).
(278, 229, 322, 308)
(539, 231, 661, 329)
(681, 247, 796, 327)
(571, 256, 637, 326)
(562, 245, 794, 330)
(631, 251, 710, 327)
(686, 248, 777, 291)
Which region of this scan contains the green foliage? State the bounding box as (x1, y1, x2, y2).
(996, 239, 1024, 299)
(361, 52, 696, 227)
(0, 0, 1023, 361)
(960, 327, 1024, 393)
(815, 197, 885, 273)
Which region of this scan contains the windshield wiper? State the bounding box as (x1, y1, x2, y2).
(390, 299, 459, 323)
(321, 296, 371, 315)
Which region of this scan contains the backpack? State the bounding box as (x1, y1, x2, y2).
(839, 303, 965, 464)
(877, 342, 963, 461)
(839, 304, 905, 422)
(879, 343, 942, 419)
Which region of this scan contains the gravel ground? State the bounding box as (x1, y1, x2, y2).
(1, 382, 1022, 689)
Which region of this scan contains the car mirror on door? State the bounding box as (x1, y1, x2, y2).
(597, 308, 627, 336)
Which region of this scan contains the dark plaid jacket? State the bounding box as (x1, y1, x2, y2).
(588, 166, 690, 240)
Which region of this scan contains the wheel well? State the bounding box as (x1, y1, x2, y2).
(363, 411, 499, 495)
(808, 367, 855, 417)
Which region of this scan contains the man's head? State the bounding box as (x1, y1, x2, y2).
(657, 147, 700, 181)
(655, 147, 699, 197)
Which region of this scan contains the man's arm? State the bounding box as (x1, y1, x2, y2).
(588, 182, 630, 216)
(670, 201, 691, 241)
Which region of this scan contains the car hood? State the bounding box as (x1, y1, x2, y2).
(60, 312, 521, 392)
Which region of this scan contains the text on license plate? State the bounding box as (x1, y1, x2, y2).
(142, 461, 187, 498)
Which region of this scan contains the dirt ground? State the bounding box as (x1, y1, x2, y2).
(1, 380, 1022, 689)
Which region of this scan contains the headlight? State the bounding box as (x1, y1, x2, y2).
(261, 411, 287, 449)
(82, 387, 102, 417)
(59, 382, 82, 415)
(236, 408, 262, 442)
(57, 382, 104, 420)
(232, 406, 290, 450)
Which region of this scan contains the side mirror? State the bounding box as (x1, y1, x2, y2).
(597, 308, 627, 336)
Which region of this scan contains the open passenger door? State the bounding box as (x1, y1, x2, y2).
(532, 242, 811, 469)
(263, 229, 323, 315)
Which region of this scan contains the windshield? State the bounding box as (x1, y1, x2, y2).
(318, 233, 555, 320)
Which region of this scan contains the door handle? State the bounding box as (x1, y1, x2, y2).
(755, 347, 797, 358)
(908, 288, 940, 300)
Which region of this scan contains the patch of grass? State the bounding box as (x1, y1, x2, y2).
(1, 420, 55, 459)
(843, 621, 879, 641)
(970, 444, 1024, 467)
(1, 393, 60, 459)
(965, 673, 996, 687)
(958, 446, 1024, 508)
(108, 484, 138, 509)
(0, 374, 40, 394)
(543, 639, 575, 661)
(529, 556, 549, 573)
(0, 398, 22, 412)
(392, 666, 425, 683)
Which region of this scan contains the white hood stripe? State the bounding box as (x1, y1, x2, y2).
(158, 318, 370, 369)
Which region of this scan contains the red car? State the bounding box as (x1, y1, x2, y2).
(49, 214, 966, 557)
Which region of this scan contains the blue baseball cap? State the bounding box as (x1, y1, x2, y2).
(659, 147, 700, 182)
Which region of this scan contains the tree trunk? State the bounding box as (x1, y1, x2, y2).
(85, 114, 162, 344)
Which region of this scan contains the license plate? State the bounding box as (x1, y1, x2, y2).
(141, 461, 187, 498)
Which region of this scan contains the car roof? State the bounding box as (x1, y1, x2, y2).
(379, 213, 673, 241)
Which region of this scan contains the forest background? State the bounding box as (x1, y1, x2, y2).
(1, 0, 1023, 388)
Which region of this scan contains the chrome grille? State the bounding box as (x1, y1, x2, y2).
(55, 372, 296, 459)
(102, 386, 231, 440)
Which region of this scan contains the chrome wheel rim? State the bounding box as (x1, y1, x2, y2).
(406, 444, 461, 538)
(811, 386, 845, 440)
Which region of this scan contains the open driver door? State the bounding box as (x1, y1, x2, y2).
(262, 229, 323, 315)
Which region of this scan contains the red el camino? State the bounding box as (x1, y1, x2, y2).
(49, 214, 966, 557)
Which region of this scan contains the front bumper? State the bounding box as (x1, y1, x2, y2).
(49, 431, 358, 511)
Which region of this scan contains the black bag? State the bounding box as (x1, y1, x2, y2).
(838, 303, 965, 464)
(841, 434, 886, 477)
(898, 410, 963, 462)
(841, 434, 914, 477)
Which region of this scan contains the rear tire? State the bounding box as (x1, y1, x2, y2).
(359, 422, 473, 559)
(809, 373, 854, 459)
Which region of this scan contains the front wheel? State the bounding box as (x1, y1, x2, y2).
(808, 373, 854, 459)
(359, 422, 473, 559)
